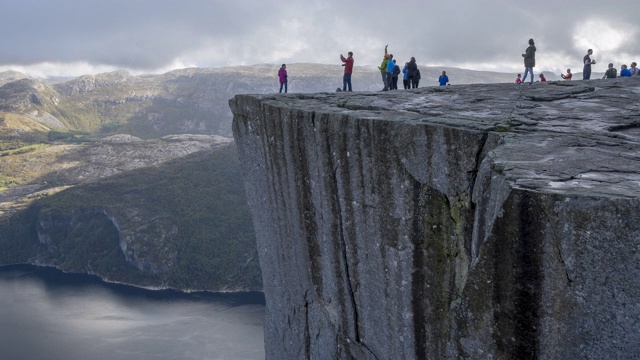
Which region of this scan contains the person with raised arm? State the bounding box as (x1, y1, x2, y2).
(340, 51, 354, 91)
(378, 45, 390, 91)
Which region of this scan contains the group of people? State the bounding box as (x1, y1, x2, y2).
(278, 40, 640, 93)
(600, 61, 639, 79)
(279, 45, 428, 93)
(516, 39, 640, 84)
(376, 45, 423, 91)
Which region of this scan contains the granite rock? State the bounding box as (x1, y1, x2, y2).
(231, 78, 640, 359)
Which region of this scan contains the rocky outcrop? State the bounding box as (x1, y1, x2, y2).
(56, 71, 134, 95)
(0, 79, 55, 113)
(62, 134, 232, 183)
(36, 205, 178, 275)
(231, 78, 640, 359)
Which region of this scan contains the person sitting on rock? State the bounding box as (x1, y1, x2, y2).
(620, 64, 632, 77)
(539, 73, 547, 82)
(561, 69, 572, 80)
(602, 63, 617, 79)
(629, 62, 639, 76)
(515, 74, 522, 84)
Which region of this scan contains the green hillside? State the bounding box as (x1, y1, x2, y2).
(0, 144, 261, 291)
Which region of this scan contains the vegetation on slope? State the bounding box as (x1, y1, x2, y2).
(0, 144, 261, 291)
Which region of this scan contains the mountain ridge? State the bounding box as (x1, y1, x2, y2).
(0, 64, 571, 141)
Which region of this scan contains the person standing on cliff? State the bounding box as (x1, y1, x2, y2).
(402, 62, 410, 89)
(385, 54, 395, 91)
(378, 45, 390, 91)
(391, 60, 400, 90)
(438, 71, 449, 86)
(407, 57, 420, 88)
(583, 49, 596, 80)
(521, 38, 536, 85)
(340, 52, 354, 91)
(278, 64, 288, 93)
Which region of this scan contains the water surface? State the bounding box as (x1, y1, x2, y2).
(0, 265, 265, 360)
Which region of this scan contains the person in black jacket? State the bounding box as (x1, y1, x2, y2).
(521, 38, 536, 85)
(407, 57, 420, 88)
(583, 49, 596, 80)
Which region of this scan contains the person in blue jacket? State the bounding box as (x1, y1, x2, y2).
(620, 64, 632, 77)
(385, 54, 395, 90)
(391, 60, 400, 89)
(402, 62, 410, 89)
(438, 71, 449, 86)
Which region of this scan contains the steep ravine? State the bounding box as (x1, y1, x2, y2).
(231, 79, 640, 359)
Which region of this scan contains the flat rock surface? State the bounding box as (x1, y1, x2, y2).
(245, 78, 640, 199)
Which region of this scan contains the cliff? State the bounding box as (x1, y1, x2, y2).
(230, 79, 640, 359)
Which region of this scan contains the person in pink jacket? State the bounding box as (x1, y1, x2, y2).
(278, 64, 288, 93)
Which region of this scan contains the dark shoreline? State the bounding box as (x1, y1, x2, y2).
(0, 263, 265, 305)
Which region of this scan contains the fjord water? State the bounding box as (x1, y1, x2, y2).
(0, 265, 265, 360)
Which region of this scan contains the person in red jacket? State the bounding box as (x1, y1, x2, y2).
(539, 73, 547, 82)
(340, 51, 354, 91)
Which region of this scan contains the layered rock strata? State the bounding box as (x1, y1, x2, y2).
(231, 79, 640, 359)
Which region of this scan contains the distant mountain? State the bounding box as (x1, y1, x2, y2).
(0, 65, 572, 142)
(0, 70, 30, 86)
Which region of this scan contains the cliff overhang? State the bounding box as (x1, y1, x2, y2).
(231, 79, 640, 359)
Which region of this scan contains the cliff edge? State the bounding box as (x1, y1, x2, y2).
(230, 79, 640, 359)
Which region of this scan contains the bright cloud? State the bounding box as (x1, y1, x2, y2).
(1, 0, 640, 78)
(573, 19, 634, 53)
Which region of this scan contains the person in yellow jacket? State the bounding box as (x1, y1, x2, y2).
(378, 44, 389, 91)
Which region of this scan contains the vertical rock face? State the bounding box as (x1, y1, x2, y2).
(230, 79, 640, 359)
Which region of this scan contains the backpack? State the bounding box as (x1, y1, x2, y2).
(393, 65, 400, 76)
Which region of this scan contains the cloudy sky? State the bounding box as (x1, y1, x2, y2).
(1, 0, 638, 78)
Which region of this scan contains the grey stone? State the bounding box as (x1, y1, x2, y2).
(230, 78, 640, 359)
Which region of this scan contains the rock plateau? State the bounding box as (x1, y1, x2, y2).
(231, 78, 640, 359)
